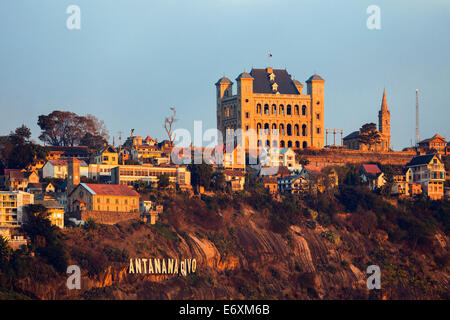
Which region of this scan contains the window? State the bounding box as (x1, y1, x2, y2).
(303, 141, 307, 149)
(256, 104, 261, 114)
(264, 104, 269, 115)
(317, 127, 321, 134)
(287, 105, 292, 115)
(287, 124, 292, 136)
(302, 124, 307, 136)
(316, 113, 320, 120)
(246, 112, 249, 118)
(302, 105, 307, 116)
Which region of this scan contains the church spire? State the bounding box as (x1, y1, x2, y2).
(381, 88, 388, 111)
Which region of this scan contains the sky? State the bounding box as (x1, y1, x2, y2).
(0, 0, 449, 151)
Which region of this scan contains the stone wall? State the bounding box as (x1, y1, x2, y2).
(71, 210, 141, 225)
(298, 149, 416, 169)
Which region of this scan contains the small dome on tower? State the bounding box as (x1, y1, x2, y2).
(236, 72, 254, 80)
(215, 76, 233, 85)
(306, 74, 324, 82)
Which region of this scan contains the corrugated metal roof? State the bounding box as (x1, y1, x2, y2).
(82, 183, 140, 197)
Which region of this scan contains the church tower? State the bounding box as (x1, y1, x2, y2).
(378, 89, 391, 151)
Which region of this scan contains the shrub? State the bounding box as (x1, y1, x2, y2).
(321, 230, 341, 245)
(152, 222, 179, 242)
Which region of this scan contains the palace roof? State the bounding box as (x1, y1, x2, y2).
(250, 68, 300, 94)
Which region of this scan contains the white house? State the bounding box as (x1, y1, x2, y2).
(260, 148, 302, 172)
(43, 159, 88, 179)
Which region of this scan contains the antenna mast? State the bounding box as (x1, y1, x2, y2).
(415, 89, 420, 146)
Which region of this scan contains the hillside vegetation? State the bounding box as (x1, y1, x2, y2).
(1, 180, 449, 300)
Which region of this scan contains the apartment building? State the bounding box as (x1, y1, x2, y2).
(0, 191, 34, 228)
(111, 165, 191, 187)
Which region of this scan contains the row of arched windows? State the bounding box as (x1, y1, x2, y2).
(256, 104, 307, 116)
(256, 140, 307, 149)
(256, 123, 307, 137)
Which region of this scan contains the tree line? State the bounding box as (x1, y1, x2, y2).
(0, 111, 109, 170)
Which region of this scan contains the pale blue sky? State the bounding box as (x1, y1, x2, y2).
(0, 0, 449, 150)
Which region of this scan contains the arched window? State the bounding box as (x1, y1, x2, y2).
(257, 139, 263, 147)
(264, 104, 269, 115)
(295, 141, 300, 148)
(294, 105, 299, 115)
(303, 141, 307, 149)
(294, 124, 299, 136)
(272, 104, 277, 115)
(302, 105, 307, 116)
(280, 140, 285, 148)
(280, 104, 284, 115)
(266, 140, 270, 147)
(287, 124, 292, 136)
(288, 141, 292, 148)
(272, 140, 278, 148)
(264, 123, 270, 135)
(287, 105, 292, 115)
(302, 124, 307, 136)
(257, 123, 262, 134)
(271, 123, 277, 136)
(257, 104, 261, 114)
(279, 124, 285, 136)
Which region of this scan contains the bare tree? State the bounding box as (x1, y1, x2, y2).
(164, 107, 177, 146)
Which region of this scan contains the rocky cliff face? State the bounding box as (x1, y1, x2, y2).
(12, 195, 450, 300)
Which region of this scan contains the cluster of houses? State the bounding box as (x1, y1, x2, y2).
(0, 131, 449, 247)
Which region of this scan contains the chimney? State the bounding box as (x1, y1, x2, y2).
(68, 158, 80, 193)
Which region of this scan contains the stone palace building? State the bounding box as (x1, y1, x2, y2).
(216, 67, 325, 151)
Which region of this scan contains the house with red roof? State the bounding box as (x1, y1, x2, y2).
(68, 183, 140, 213)
(360, 164, 386, 190)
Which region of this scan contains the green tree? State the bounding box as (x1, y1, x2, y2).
(22, 205, 68, 272)
(343, 164, 362, 186)
(134, 180, 147, 192)
(157, 174, 170, 189)
(0, 125, 48, 169)
(188, 162, 213, 191)
(358, 123, 382, 151)
(79, 132, 108, 150)
(381, 165, 395, 196)
(213, 170, 226, 191)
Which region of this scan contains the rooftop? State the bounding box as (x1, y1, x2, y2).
(81, 183, 140, 197)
